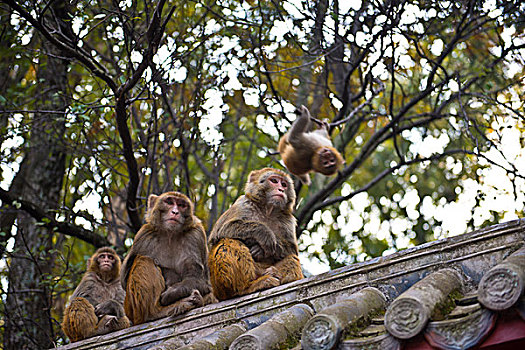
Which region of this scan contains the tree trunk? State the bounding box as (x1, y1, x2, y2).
(3, 27, 70, 350)
(0, 6, 27, 257)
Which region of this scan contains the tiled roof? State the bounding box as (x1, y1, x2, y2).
(54, 219, 525, 350)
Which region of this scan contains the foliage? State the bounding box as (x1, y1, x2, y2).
(0, 0, 524, 346)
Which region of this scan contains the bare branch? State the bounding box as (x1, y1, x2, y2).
(0, 188, 109, 247)
(321, 149, 475, 209)
(114, 0, 175, 233)
(1, 0, 118, 92)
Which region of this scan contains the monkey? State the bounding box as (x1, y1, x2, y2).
(62, 247, 130, 342)
(120, 191, 216, 325)
(278, 105, 343, 185)
(208, 168, 304, 301)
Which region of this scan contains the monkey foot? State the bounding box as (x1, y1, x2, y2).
(247, 275, 280, 294)
(203, 292, 219, 305)
(187, 289, 204, 307)
(167, 290, 203, 318)
(264, 266, 281, 281)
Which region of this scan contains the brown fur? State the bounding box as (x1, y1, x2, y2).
(208, 168, 304, 301)
(278, 105, 343, 185)
(120, 192, 216, 325)
(62, 247, 130, 342)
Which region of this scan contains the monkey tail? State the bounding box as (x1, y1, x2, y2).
(124, 255, 165, 325)
(62, 297, 97, 342)
(209, 238, 259, 301)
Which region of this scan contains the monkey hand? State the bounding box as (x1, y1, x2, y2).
(104, 315, 118, 328)
(160, 285, 190, 306)
(249, 244, 266, 261)
(274, 243, 286, 261)
(95, 299, 123, 318)
(254, 239, 285, 262)
(95, 314, 120, 335)
(250, 240, 282, 262)
(264, 266, 281, 282)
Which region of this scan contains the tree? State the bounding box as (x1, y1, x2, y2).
(0, 0, 523, 346)
(1, 1, 73, 348)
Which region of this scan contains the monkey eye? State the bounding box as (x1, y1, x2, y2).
(269, 176, 287, 187)
(269, 177, 279, 184)
(176, 199, 187, 208)
(164, 197, 175, 205)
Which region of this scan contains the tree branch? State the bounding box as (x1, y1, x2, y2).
(0, 188, 109, 247)
(321, 149, 475, 209)
(114, 0, 175, 233)
(1, 0, 118, 92)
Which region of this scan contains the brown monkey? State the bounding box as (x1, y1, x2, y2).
(62, 247, 130, 342)
(278, 105, 343, 185)
(120, 192, 216, 325)
(208, 168, 304, 301)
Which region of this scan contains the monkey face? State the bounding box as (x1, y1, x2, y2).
(245, 168, 295, 213)
(88, 247, 121, 281)
(97, 252, 116, 272)
(163, 196, 189, 227)
(317, 147, 341, 175)
(266, 175, 289, 208)
(147, 193, 192, 231)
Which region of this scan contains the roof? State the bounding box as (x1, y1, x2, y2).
(54, 218, 525, 350)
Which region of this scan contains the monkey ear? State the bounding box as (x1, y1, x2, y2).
(86, 254, 96, 271)
(145, 194, 159, 222)
(147, 195, 159, 210)
(248, 170, 260, 183)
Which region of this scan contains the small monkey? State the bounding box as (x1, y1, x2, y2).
(208, 168, 304, 301)
(62, 247, 130, 342)
(120, 191, 216, 325)
(278, 105, 343, 185)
